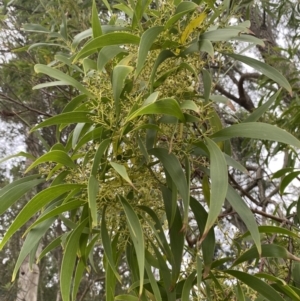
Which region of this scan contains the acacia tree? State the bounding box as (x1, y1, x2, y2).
(1, 0, 300, 300)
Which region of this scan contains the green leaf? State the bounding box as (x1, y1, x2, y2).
(149, 148, 189, 225)
(225, 270, 285, 301)
(73, 32, 140, 62)
(34, 64, 94, 97)
(180, 100, 200, 114)
(91, 138, 111, 176)
(145, 261, 162, 301)
(0, 177, 44, 215)
(244, 90, 281, 122)
(25, 150, 76, 173)
(72, 259, 86, 301)
(73, 126, 103, 153)
(112, 65, 134, 118)
(150, 50, 175, 91)
(199, 39, 214, 58)
(240, 225, 300, 240)
(201, 28, 244, 41)
(97, 46, 127, 71)
(227, 54, 292, 95)
(61, 218, 89, 301)
(139, 206, 172, 261)
(110, 162, 135, 189)
(236, 283, 246, 301)
(0, 151, 35, 165)
(232, 244, 300, 266)
(226, 185, 261, 254)
(224, 154, 248, 174)
(181, 271, 196, 301)
(201, 138, 227, 240)
(135, 26, 164, 77)
(101, 207, 121, 283)
(0, 184, 85, 250)
(88, 175, 99, 227)
(119, 196, 145, 297)
(24, 200, 85, 235)
(12, 216, 55, 281)
(104, 234, 119, 301)
(202, 69, 211, 103)
(38, 236, 62, 261)
(211, 122, 300, 149)
(126, 98, 185, 123)
(280, 171, 300, 194)
(30, 112, 93, 132)
(165, 2, 197, 29)
(115, 295, 139, 301)
(190, 198, 215, 276)
(33, 80, 70, 90)
(92, 0, 102, 38)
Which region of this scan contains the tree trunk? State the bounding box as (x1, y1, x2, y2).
(16, 257, 40, 301)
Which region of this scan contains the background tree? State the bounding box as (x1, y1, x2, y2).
(0, 0, 300, 300)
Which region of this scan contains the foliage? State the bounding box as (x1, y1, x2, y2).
(1, 0, 300, 300)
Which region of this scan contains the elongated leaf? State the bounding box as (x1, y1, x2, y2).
(150, 50, 175, 91)
(226, 185, 261, 254)
(34, 64, 94, 97)
(119, 196, 145, 296)
(244, 90, 281, 122)
(201, 138, 227, 240)
(61, 218, 89, 301)
(201, 28, 243, 41)
(211, 122, 300, 148)
(104, 234, 120, 301)
(227, 54, 292, 94)
(112, 65, 134, 118)
(91, 138, 111, 175)
(181, 271, 196, 301)
(72, 259, 86, 301)
(127, 98, 185, 122)
(30, 112, 93, 132)
(73, 32, 140, 62)
(236, 283, 246, 301)
(202, 69, 211, 102)
(101, 207, 121, 282)
(25, 150, 76, 173)
(149, 148, 189, 225)
(12, 216, 55, 281)
(38, 236, 62, 261)
(233, 244, 300, 267)
(92, 0, 102, 37)
(110, 162, 135, 189)
(88, 175, 99, 227)
(25, 200, 85, 235)
(139, 205, 172, 261)
(97, 46, 127, 71)
(73, 126, 103, 153)
(0, 184, 85, 250)
(181, 11, 207, 43)
(190, 197, 215, 276)
(0, 151, 35, 165)
(136, 26, 164, 77)
(280, 171, 300, 194)
(224, 154, 248, 174)
(33, 80, 70, 90)
(226, 270, 285, 301)
(199, 39, 214, 58)
(0, 178, 44, 215)
(241, 225, 300, 240)
(145, 261, 162, 301)
(115, 295, 139, 301)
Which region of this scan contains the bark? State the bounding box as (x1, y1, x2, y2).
(16, 245, 42, 301)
